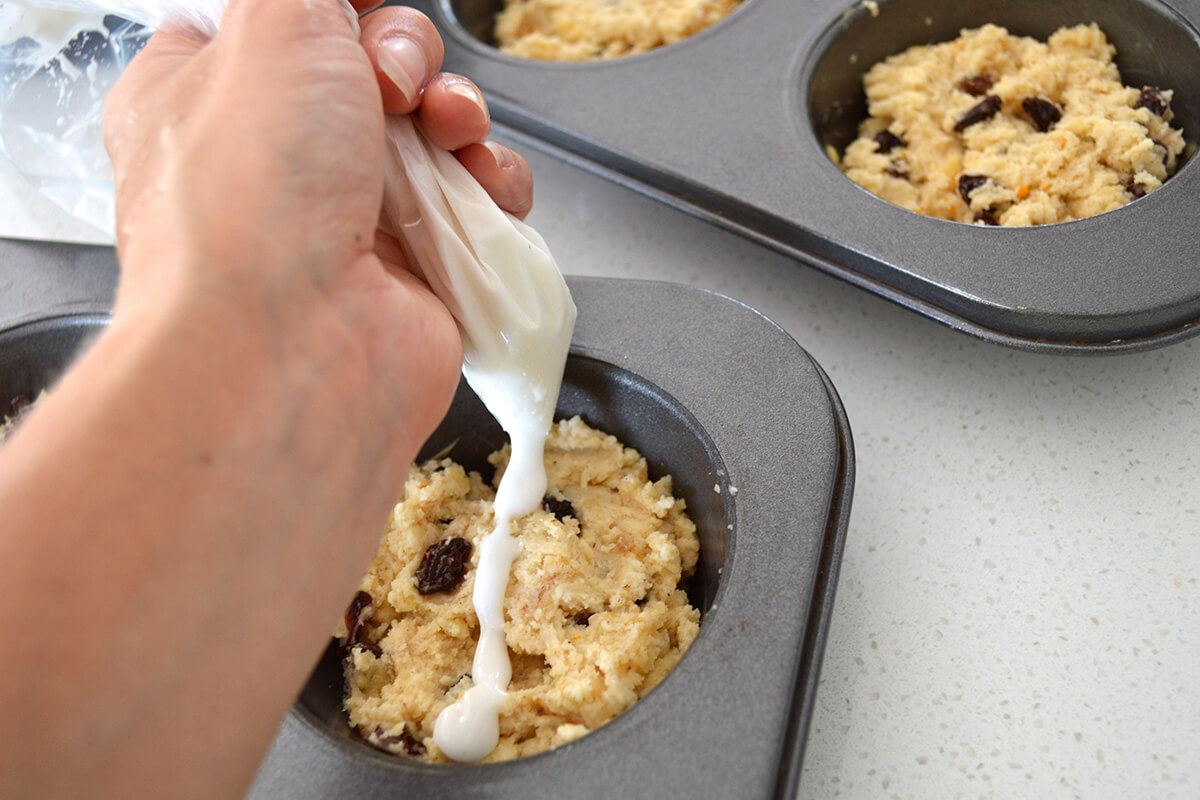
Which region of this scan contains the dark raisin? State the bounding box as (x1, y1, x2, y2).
(1022, 96, 1062, 132)
(344, 591, 372, 632)
(954, 95, 1002, 132)
(353, 640, 383, 658)
(369, 725, 426, 757)
(340, 591, 375, 657)
(542, 495, 577, 523)
(958, 174, 990, 203)
(399, 727, 426, 756)
(973, 209, 1000, 226)
(1135, 87, 1169, 117)
(885, 161, 910, 180)
(8, 394, 31, 418)
(2, 394, 34, 438)
(1122, 177, 1148, 199)
(873, 129, 905, 154)
(1155, 142, 1170, 167)
(414, 537, 471, 595)
(957, 74, 994, 96)
(571, 611, 592, 626)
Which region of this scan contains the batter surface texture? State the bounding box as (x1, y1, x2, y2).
(494, 0, 741, 61)
(839, 24, 1186, 225)
(0, 396, 34, 441)
(339, 416, 701, 763)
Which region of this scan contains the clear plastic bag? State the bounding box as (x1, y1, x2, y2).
(0, 5, 149, 235)
(0, 0, 316, 235)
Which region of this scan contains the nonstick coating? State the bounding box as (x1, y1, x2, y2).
(250, 277, 854, 799)
(407, 0, 1200, 353)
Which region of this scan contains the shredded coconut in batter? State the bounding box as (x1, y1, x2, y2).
(338, 416, 701, 763)
(839, 24, 1186, 225)
(494, 0, 742, 61)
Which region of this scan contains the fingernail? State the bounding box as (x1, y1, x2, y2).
(483, 141, 515, 170)
(443, 76, 489, 125)
(378, 36, 427, 104)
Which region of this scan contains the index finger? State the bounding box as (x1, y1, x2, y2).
(359, 5, 445, 113)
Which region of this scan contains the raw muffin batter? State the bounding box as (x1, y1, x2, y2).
(494, 0, 741, 61)
(839, 24, 1186, 225)
(339, 416, 701, 763)
(0, 395, 34, 441)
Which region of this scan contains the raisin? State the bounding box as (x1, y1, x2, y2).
(957, 74, 994, 97)
(1123, 177, 1148, 199)
(2, 394, 34, 438)
(958, 174, 990, 203)
(369, 725, 426, 757)
(1135, 87, 1168, 117)
(414, 537, 471, 595)
(340, 591, 376, 658)
(542, 495, 577, 523)
(353, 640, 383, 658)
(398, 727, 426, 756)
(873, 129, 905, 154)
(973, 209, 1000, 226)
(885, 160, 909, 180)
(954, 95, 1002, 132)
(344, 591, 372, 632)
(8, 394, 31, 418)
(1021, 96, 1062, 132)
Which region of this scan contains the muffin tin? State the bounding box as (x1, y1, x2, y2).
(0, 313, 108, 415)
(404, 0, 1200, 353)
(250, 276, 853, 798)
(0, 239, 854, 799)
(0, 239, 115, 404)
(0, 238, 118, 331)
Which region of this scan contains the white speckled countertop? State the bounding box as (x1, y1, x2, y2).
(3, 130, 1198, 798)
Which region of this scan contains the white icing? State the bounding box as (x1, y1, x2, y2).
(381, 115, 575, 762)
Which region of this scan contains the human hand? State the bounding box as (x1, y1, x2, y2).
(98, 0, 534, 527)
(0, 2, 535, 795)
(104, 0, 531, 313)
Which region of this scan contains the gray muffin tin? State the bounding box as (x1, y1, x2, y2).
(0, 313, 107, 409)
(0, 239, 854, 799)
(0, 239, 115, 403)
(251, 277, 854, 799)
(405, 0, 1200, 353)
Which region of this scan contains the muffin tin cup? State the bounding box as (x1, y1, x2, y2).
(406, 0, 1200, 353)
(0, 240, 854, 798)
(249, 277, 854, 798)
(0, 313, 109, 408)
